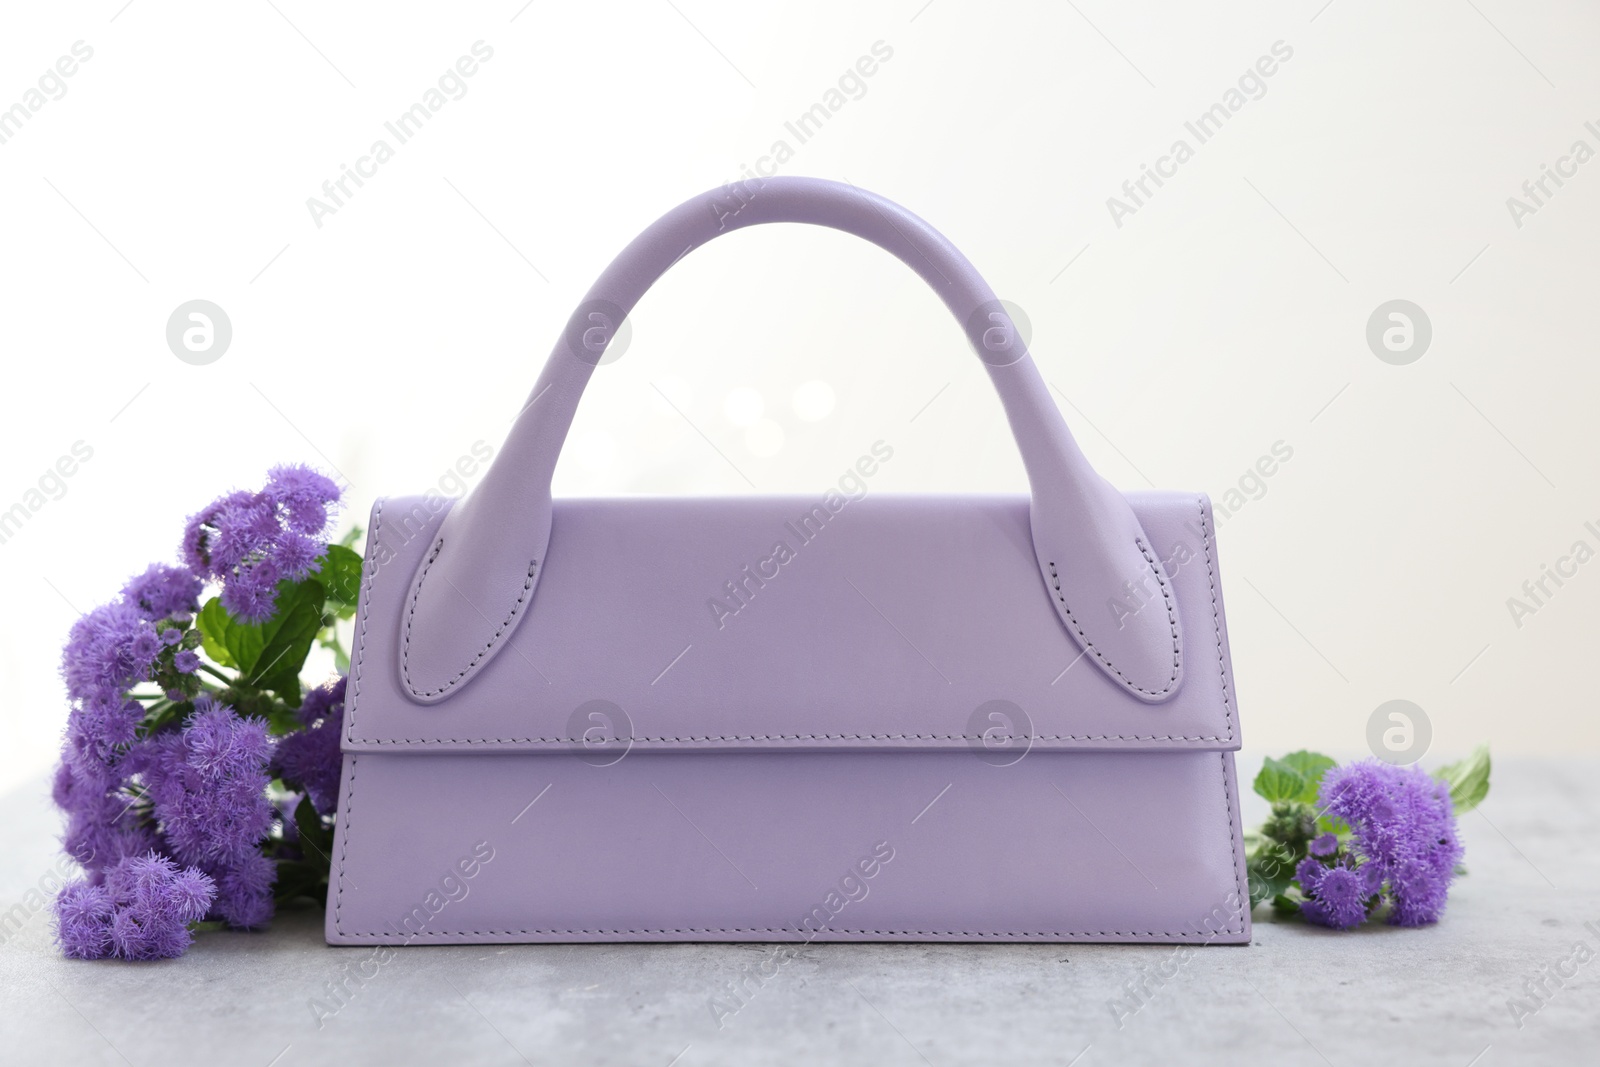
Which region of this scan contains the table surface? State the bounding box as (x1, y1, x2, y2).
(2, 758, 1595, 1067)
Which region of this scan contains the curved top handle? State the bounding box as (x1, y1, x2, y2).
(399, 177, 1182, 705)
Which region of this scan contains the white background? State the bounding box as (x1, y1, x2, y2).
(1, 0, 1597, 793)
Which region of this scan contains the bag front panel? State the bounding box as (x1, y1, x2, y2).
(327, 749, 1250, 944)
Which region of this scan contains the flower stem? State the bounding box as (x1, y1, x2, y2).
(197, 663, 236, 685)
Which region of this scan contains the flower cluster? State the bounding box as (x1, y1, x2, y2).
(133, 700, 278, 928)
(1297, 761, 1463, 929)
(273, 677, 347, 818)
(56, 564, 208, 876)
(51, 466, 354, 960)
(56, 853, 216, 960)
(181, 465, 341, 622)
(1244, 747, 1487, 931)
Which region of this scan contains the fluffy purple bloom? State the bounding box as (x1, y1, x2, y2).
(211, 852, 277, 929)
(181, 468, 341, 622)
(1315, 760, 1462, 927)
(120, 564, 202, 622)
(218, 560, 279, 622)
(54, 881, 115, 959)
(61, 602, 163, 704)
(140, 700, 274, 866)
(273, 676, 346, 816)
(174, 649, 200, 674)
(54, 853, 216, 960)
(1309, 832, 1338, 857)
(136, 700, 276, 928)
(1296, 857, 1371, 929)
(266, 464, 342, 535)
(271, 530, 322, 582)
(61, 693, 145, 776)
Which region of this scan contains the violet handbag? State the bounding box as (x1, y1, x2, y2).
(326, 177, 1250, 945)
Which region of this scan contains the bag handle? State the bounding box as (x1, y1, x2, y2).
(399, 177, 1182, 704)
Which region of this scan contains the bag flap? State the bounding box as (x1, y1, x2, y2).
(342, 490, 1239, 754)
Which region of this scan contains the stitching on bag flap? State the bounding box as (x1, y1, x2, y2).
(1046, 537, 1180, 698)
(348, 497, 1236, 745)
(399, 533, 539, 699)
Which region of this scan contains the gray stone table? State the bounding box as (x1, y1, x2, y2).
(2, 758, 1595, 1066)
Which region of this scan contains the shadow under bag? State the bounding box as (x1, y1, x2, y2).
(327, 177, 1250, 945)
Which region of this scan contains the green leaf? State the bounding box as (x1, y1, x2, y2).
(1254, 757, 1308, 804)
(272, 860, 328, 906)
(316, 544, 364, 617)
(1270, 893, 1301, 915)
(198, 596, 267, 674)
(1277, 750, 1336, 804)
(247, 580, 327, 703)
(336, 523, 365, 550)
(197, 581, 327, 705)
(292, 794, 333, 858)
(196, 598, 238, 668)
(1434, 744, 1491, 815)
(1246, 841, 1297, 907)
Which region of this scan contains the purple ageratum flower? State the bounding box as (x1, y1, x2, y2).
(61, 601, 164, 704)
(1316, 760, 1463, 927)
(271, 530, 323, 581)
(53, 726, 158, 880)
(53, 881, 115, 959)
(58, 782, 159, 878)
(266, 464, 342, 535)
(218, 558, 280, 623)
(136, 700, 277, 929)
(1295, 857, 1371, 929)
(1309, 832, 1338, 857)
(54, 853, 216, 960)
(273, 676, 347, 816)
(120, 563, 202, 622)
(211, 851, 276, 930)
(62, 692, 145, 773)
(181, 468, 342, 622)
(140, 700, 274, 868)
(174, 649, 200, 674)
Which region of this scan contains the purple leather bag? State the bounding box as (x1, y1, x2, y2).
(326, 177, 1250, 945)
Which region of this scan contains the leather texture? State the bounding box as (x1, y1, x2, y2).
(328, 177, 1250, 945)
